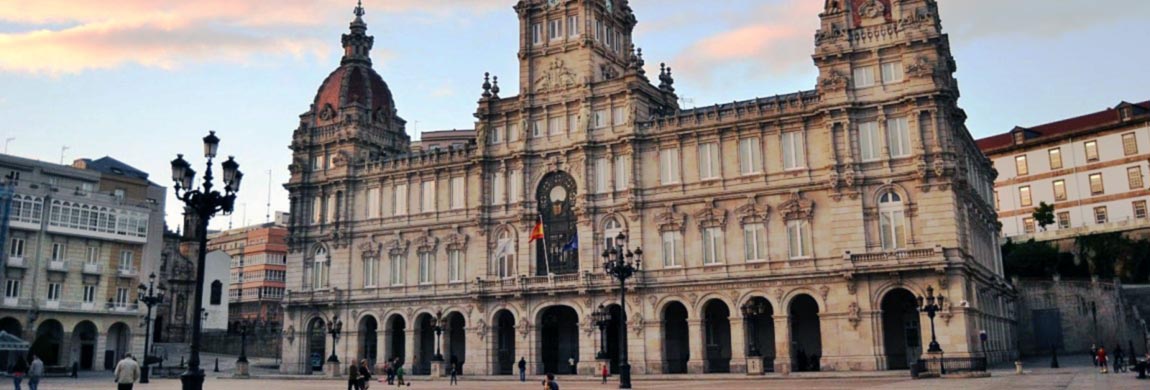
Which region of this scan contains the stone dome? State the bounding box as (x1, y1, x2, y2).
(311, 64, 395, 127)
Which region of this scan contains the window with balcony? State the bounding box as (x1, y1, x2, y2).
(494, 230, 515, 278)
(1135, 200, 1148, 219)
(312, 247, 329, 289)
(83, 285, 95, 303)
(3, 280, 18, 299)
(46, 283, 60, 302)
(51, 243, 64, 261)
(119, 251, 133, 271)
(1015, 155, 1029, 176)
(115, 287, 129, 308)
(9, 238, 24, 258)
(1129, 166, 1144, 189)
(879, 191, 908, 250)
(1124, 133, 1139, 156)
(1048, 148, 1063, 170)
(1053, 179, 1067, 201)
(739, 137, 763, 175)
(1057, 211, 1071, 229)
(698, 142, 720, 180)
(1018, 186, 1033, 207)
(1089, 173, 1104, 195)
(1085, 140, 1099, 162)
(1094, 206, 1108, 224)
(743, 224, 767, 262)
(661, 231, 682, 267)
(701, 227, 724, 265)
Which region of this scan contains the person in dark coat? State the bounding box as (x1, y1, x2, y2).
(518, 357, 527, 382)
(358, 359, 372, 389)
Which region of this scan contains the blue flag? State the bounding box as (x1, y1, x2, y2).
(562, 234, 578, 252)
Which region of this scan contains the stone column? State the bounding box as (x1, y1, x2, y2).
(687, 319, 705, 374)
(578, 320, 596, 376)
(729, 317, 748, 374)
(404, 328, 417, 369)
(773, 315, 792, 375)
(375, 328, 387, 372)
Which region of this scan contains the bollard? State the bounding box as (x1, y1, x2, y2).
(1051, 347, 1059, 368)
(1015, 360, 1023, 374)
(215, 358, 220, 372)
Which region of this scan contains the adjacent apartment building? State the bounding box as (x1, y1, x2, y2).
(0, 154, 165, 371)
(977, 101, 1150, 238)
(207, 213, 288, 329)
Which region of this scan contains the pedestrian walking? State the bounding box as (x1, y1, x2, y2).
(395, 364, 405, 387)
(385, 360, 394, 385)
(348, 360, 361, 390)
(601, 363, 608, 384)
(1114, 346, 1125, 373)
(1091, 344, 1099, 367)
(518, 357, 527, 382)
(26, 355, 42, 390)
(113, 354, 140, 390)
(9, 356, 27, 390)
(360, 359, 373, 390)
(449, 361, 458, 386)
(1098, 347, 1109, 374)
(545, 373, 560, 390)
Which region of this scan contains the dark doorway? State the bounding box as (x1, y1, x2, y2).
(415, 314, 435, 375)
(662, 302, 690, 374)
(445, 312, 466, 374)
(72, 321, 98, 370)
(387, 316, 407, 366)
(789, 295, 822, 372)
(106, 322, 131, 370)
(535, 171, 579, 275)
(359, 316, 378, 366)
(0, 317, 22, 371)
(881, 289, 922, 370)
(742, 297, 776, 371)
(33, 320, 64, 366)
(494, 310, 516, 375)
(307, 318, 327, 374)
(703, 300, 732, 373)
(152, 316, 163, 343)
(538, 306, 579, 375)
(604, 304, 622, 374)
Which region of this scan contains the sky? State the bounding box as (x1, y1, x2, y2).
(0, 0, 1147, 231)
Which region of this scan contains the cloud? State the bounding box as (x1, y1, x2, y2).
(0, 0, 505, 75)
(936, 0, 1150, 40)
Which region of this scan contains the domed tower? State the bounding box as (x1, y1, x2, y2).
(287, 1, 407, 250)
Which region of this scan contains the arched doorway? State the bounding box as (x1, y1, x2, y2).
(358, 316, 378, 366)
(603, 304, 622, 374)
(702, 300, 731, 373)
(493, 310, 516, 375)
(535, 172, 579, 275)
(444, 312, 466, 373)
(106, 322, 131, 370)
(71, 321, 98, 370)
(386, 315, 406, 366)
(538, 306, 579, 375)
(307, 318, 327, 374)
(741, 297, 775, 370)
(33, 320, 64, 366)
(0, 317, 22, 370)
(661, 302, 689, 374)
(789, 295, 822, 372)
(414, 313, 435, 375)
(881, 288, 922, 370)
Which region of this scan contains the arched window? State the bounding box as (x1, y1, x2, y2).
(879, 191, 908, 250)
(210, 280, 223, 305)
(313, 247, 329, 289)
(603, 217, 623, 251)
(494, 230, 515, 278)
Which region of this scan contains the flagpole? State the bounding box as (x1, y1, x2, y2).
(541, 215, 552, 275)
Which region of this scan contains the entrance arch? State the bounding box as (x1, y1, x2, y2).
(702, 299, 731, 373)
(537, 306, 579, 375)
(33, 320, 64, 366)
(741, 297, 775, 370)
(661, 302, 689, 374)
(358, 315, 378, 366)
(414, 313, 435, 375)
(307, 318, 327, 374)
(881, 288, 922, 369)
(603, 304, 622, 374)
(493, 310, 516, 375)
(106, 322, 131, 370)
(71, 321, 98, 370)
(444, 312, 466, 373)
(385, 315, 407, 366)
(535, 171, 579, 275)
(789, 294, 822, 372)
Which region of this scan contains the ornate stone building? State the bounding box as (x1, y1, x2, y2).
(281, 0, 1015, 376)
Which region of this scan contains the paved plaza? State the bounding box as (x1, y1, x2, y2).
(40, 357, 1150, 390)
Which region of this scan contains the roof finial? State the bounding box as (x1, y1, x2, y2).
(354, 0, 365, 18)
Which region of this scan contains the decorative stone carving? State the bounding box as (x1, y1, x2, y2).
(414, 233, 439, 253)
(693, 205, 727, 229)
(858, 0, 886, 19)
(444, 232, 469, 250)
(827, 170, 841, 191)
(583, 315, 597, 337)
(778, 192, 815, 221)
(819, 70, 849, 93)
(475, 319, 488, 340)
(734, 198, 769, 226)
(655, 205, 686, 232)
(535, 58, 578, 93)
(518, 319, 531, 338)
(332, 151, 349, 168)
(600, 64, 619, 81)
(819, 285, 830, 304)
(916, 161, 929, 182)
(939, 301, 953, 325)
(385, 237, 409, 255)
(630, 312, 645, 336)
(906, 57, 935, 79)
(319, 104, 336, 121)
(774, 288, 785, 305)
(847, 302, 862, 329)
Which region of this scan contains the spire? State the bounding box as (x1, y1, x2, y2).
(341, 0, 374, 66)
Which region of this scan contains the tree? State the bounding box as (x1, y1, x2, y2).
(1033, 202, 1055, 231)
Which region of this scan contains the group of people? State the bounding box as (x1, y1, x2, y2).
(6, 354, 44, 390)
(1091, 344, 1135, 374)
(346, 359, 375, 390)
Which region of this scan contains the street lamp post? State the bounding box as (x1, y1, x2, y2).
(592, 304, 610, 360)
(917, 286, 945, 354)
(432, 310, 445, 362)
(237, 320, 252, 364)
(137, 273, 165, 384)
(170, 131, 243, 390)
(741, 300, 767, 358)
(327, 316, 343, 363)
(601, 232, 641, 389)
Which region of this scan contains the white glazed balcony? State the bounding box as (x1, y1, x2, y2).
(5, 256, 26, 268)
(83, 263, 102, 274)
(48, 260, 68, 272)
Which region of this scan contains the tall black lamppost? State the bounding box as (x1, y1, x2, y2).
(170, 131, 242, 390)
(601, 232, 641, 389)
(592, 304, 611, 360)
(137, 273, 165, 384)
(741, 299, 768, 358)
(236, 318, 255, 364)
(432, 310, 445, 362)
(917, 286, 945, 354)
(327, 315, 343, 363)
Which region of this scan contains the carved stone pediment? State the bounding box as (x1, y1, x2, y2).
(655, 205, 686, 232)
(358, 239, 383, 258)
(693, 205, 727, 229)
(444, 232, 469, 250)
(906, 56, 935, 79)
(779, 192, 815, 221)
(734, 198, 769, 225)
(385, 238, 409, 256)
(819, 70, 849, 93)
(535, 58, 578, 93)
(413, 233, 439, 253)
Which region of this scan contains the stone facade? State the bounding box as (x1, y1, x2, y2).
(281, 0, 1015, 376)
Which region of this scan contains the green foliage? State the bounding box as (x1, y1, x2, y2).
(1033, 202, 1056, 231)
(1002, 238, 1060, 278)
(1001, 233, 1150, 282)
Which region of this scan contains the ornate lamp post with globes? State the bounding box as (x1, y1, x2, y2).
(137, 273, 165, 383)
(601, 232, 641, 389)
(170, 131, 242, 390)
(593, 304, 611, 360)
(917, 285, 945, 354)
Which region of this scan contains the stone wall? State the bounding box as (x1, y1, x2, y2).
(201, 331, 282, 359)
(1014, 278, 1141, 357)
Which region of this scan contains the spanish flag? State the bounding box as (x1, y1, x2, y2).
(529, 216, 545, 242)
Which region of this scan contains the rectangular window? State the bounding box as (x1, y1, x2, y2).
(448, 250, 463, 282)
(661, 231, 682, 267)
(9, 238, 24, 258)
(1018, 186, 1032, 207)
(614, 156, 628, 191)
(1048, 148, 1063, 170)
(83, 285, 96, 303)
(86, 246, 98, 264)
(567, 16, 579, 37)
(4, 280, 19, 299)
(853, 66, 875, 88)
(1136, 200, 1148, 219)
(887, 117, 911, 157)
(698, 142, 720, 180)
(1015, 155, 1029, 176)
(787, 220, 813, 259)
(115, 288, 129, 308)
(1085, 140, 1099, 162)
(593, 110, 608, 129)
(595, 158, 609, 194)
(739, 138, 762, 175)
(451, 177, 465, 210)
(702, 227, 724, 265)
(1089, 173, 1104, 195)
(419, 252, 433, 285)
(1124, 133, 1139, 156)
(367, 187, 381, 218)
(1053, 179, 1067, 201)
(782, 132, 805, 169)
(1129, 166, 1144, 189)
(1023, 217, 1036, 234)
(568, 114, 579, 133)
(548, 19, 562, 41)
(660, 148, 681, 184)
(51, 243, 64, 261)
(532, 23, 542, 45)
(508, 123, 520, 141)
(1057, 211, 1071, 229)
(594, 18, 603, 41)
(390, 255, 405, 285)
(1094, 206, 1108, 224)
(120, 251, 133, 271)
(859, 121, 881, 161)
(46, 283, 61, 301)
(743, 224, 767, 262)
(394, 184, 408, 216)
(363, 257, 378, 287)
(493, 173, 506, 205)
(421, 180, 436, 213)
(532, 120, 544, 138)
(489, 125, 502, 144)
(881, 61, 903, 84)
(549, 117, 563, 136)
(510, 170, 523, 203)
(612, 107, 625, 125)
